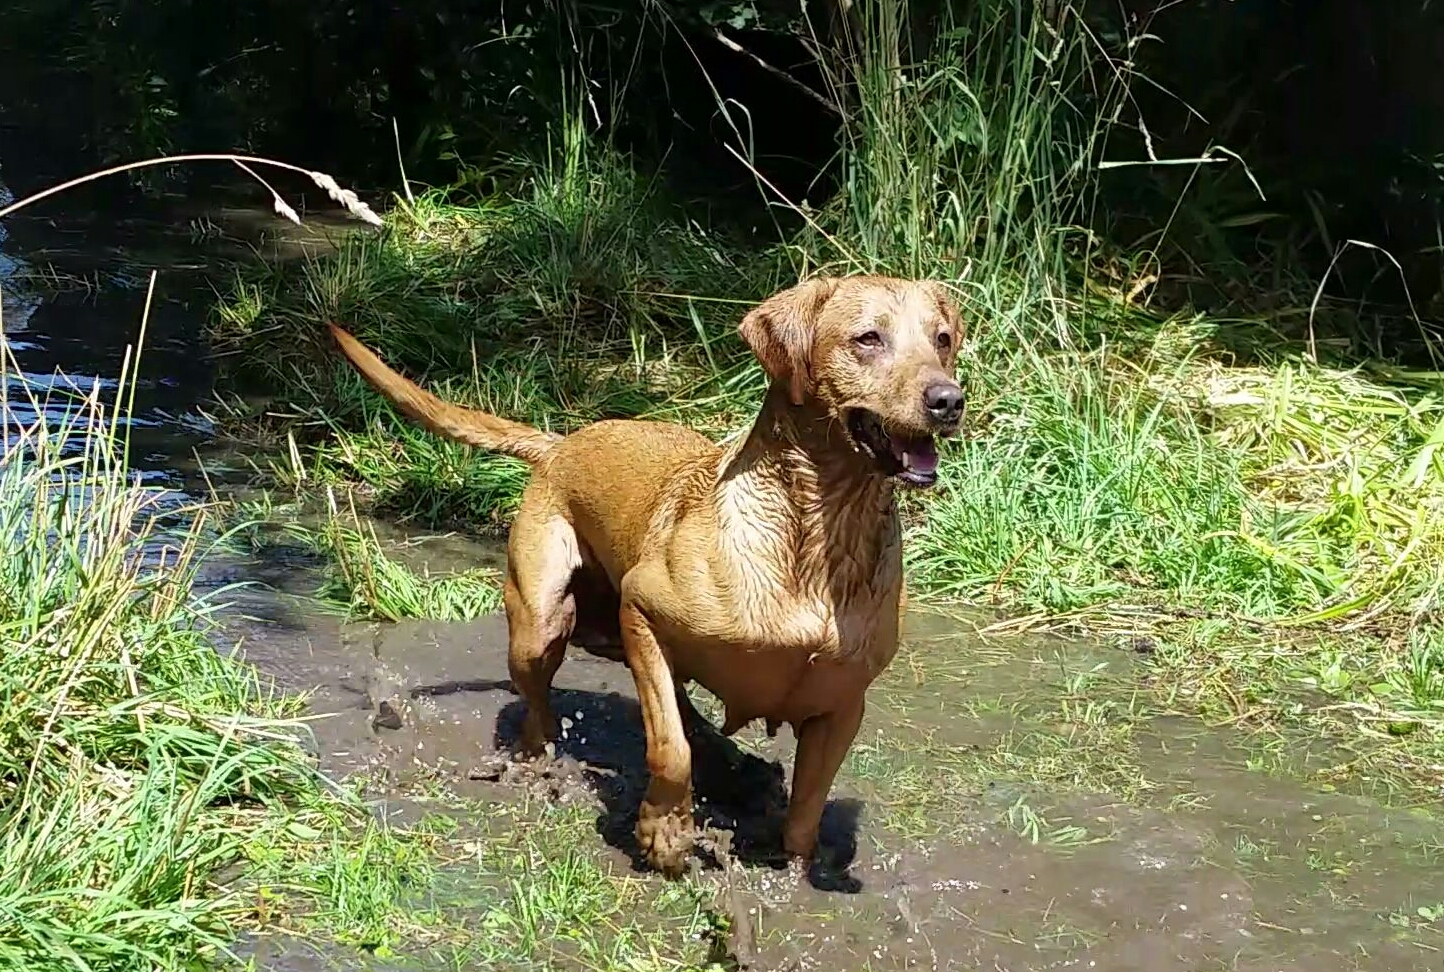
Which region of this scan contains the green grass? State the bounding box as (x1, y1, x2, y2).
(240, 800, 447, 956)
(241, 797, 732, 969)
(203, 0, 1444, 803)
(0, 369, 262, 966)
(911, 345, 1444, 619)
(0, 353, 310, 969)
(449, 802, 728, 970)
(209, 145, 776, 530)
(0, 334, 491, 969)
(229, 492, 504, 622)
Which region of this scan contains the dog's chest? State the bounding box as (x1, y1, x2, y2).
(685, 584, 900, 728)
(751, 591, 901, 723)
(804, 585, 901, 668)
(709, 466, 902, 664)
(726, 547, 901, 667)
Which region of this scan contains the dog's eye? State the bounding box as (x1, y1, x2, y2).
(936, 332, 952, 351)
(854, 331, 884, 349)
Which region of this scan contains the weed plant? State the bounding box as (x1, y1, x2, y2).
(0, 324, 322, 969)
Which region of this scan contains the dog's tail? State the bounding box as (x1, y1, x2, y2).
(328, 323, 560, 464)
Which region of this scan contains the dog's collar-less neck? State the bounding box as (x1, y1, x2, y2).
(713, 383, 899, 605)
(727, 383, 896, 512)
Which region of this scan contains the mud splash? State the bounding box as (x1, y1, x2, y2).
(212, 549, 1444, 972)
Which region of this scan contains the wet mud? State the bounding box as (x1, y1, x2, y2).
(213, 549, 1444, 972)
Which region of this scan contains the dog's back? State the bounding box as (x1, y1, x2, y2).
(536, 418, 718, 585)
(328, 322, 717, 583)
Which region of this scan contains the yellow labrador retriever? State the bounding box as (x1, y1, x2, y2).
(329, 274, 965, 874)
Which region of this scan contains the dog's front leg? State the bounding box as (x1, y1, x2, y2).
(619, 588, 695, 876)
(781, 697, 865, 862)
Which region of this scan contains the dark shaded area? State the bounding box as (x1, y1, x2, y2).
(489, 686, 865, 892)
(5, 1, 1444, 360)
(1106, 1, 1444, 350)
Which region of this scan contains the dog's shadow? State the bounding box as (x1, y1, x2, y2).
(488, 686, 865, 893)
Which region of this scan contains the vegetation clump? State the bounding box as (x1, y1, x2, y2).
(0, 360, 319, 969)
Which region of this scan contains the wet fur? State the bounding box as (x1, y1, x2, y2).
(328, 274, 965, 875)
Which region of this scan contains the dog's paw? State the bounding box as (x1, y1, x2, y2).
(636, 799, 695, 877)
(516, 712, 559, 758)
(781, 824, 820, 863)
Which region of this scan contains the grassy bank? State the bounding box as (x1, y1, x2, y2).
(0, 341, 737, 970)
(0, 357, 285, 968)
(0, 371, 263, 966)
(209, 0, 1444, 804)
(0, 343, 460, 969)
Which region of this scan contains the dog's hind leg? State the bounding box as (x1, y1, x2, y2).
(503, 495, 582, 756)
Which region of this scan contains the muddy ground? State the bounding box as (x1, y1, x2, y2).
(207, 535, 1444, 972)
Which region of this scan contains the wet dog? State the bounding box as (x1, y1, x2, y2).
(329, 275, 966, 875)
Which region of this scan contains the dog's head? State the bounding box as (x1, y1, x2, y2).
(739, 275, 966, 489)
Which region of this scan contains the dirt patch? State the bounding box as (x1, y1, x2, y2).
(213, 555, 1444, 971)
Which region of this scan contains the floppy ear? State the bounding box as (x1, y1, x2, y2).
(738, 277, 838, 406)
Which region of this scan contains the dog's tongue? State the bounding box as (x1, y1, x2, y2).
(890, 433, 938, 475)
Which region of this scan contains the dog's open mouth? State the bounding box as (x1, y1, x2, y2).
(846, 409, 940, 488)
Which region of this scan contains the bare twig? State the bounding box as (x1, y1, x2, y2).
(712, 28, 846, 119)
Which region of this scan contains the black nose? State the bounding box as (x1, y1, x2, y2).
(923, 381, 964, 424)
